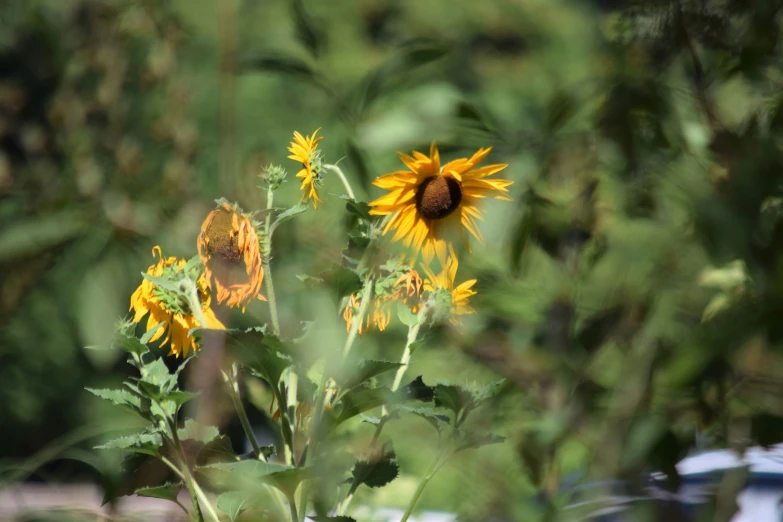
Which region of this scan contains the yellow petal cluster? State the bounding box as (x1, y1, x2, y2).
(288, 129, 324, 209)
(130, 246, 225, 358)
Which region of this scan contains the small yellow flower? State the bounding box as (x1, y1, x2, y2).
(287, 129, 324, 209)
(422, 256, 476, 325)
(369, 143, 512, 264)
(197, 202, 265, 311)
(130, 246, 224, 358)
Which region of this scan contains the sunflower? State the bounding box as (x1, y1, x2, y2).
(369, 143, 512, 264)
(288, 129, 324, 209)
(130, 246, 224, 358)
(198, 202, 265, 311)
(422, 256, 476, 325)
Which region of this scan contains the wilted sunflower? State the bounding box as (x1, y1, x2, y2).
(198, 202, 265, 311)
(422, 256, 476, 325)
(342, 268, 423, 335)
(369, 143, 512, 264)
(288, 129, 324, 209)
(130, 246, 224, 358)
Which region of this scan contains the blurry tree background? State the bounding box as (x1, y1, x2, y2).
(3, 0, 783, 520)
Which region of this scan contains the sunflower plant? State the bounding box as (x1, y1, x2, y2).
(88, 130, 512, 522)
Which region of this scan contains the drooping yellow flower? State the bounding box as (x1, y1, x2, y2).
(369, 143, 512, 264)
(342, 268, 423, 335)
(130, 246, 225, 358)
(288, 129, 324, 209)
(423, 256, 476, 325)
(197, 202, 265, 311)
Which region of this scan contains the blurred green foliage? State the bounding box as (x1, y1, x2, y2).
(3, 0, 783, 520)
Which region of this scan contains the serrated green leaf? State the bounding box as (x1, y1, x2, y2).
(217, 491, 256, 521)
(97, 432, 163, 456)
(141, 272, 183, 294)
(297, 274, 324, 287)
(140, 322, 165, 345)
(434, 384, 473, 417)
(135, 482, 182, 502)
(398, 404, 450, 432)
(332, 387, 394, 424)
(271, 201, 309, 233)
(199, 435, 238, 465)
(350, 451, 399, 491)
(166, 390, 199, 407)
(178, 420, 220, 445)
(113, 333, 148, 356)
(86, 388, 141, 410)
(203, 460, 309, 497)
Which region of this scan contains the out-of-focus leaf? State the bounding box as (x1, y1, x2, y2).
(241, 54, 316, 78)
(0, 210, 88, 262)
(396, 302, 419, 326)
(309, 517, 357, 522)
(178, 419, 219, 445)
(321, 266, 363, 298)
(337, 360, 401, 395)
(455, 433, 505, 452)
(342, 198, 372, 222)
(291, 0, 325, 57)
(220, 328, 292, 389)
(217, 491, 254, 521)
(199, 435, 238, 465)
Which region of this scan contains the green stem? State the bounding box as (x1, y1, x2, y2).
(182, 279, 209, 330)
(324, 164, 356, 201)
(399, 449, 449, 522)
(337, 303, 429, 517)
(263, 187, 281, 337)
(288, 494, 299, 522)
(286, 369, 299, 466)
(222, 366, 265, 461)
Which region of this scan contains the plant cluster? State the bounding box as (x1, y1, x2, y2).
(89, 130, 513, 522)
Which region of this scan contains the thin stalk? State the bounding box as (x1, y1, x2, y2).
(399, 449, 449, 522)
(222, 366, 265, 461)
(286, 369, 299, 466)
(324, 164, 355, 201)
(263, 187, 281, 336)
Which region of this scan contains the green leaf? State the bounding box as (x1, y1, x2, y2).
(321, 266, 363, 298)
(97, 432, 163, 456)
(455, 433, 505, 453)
(135, 482, 182, 502)
(166, 390, 199, 407)
(332, 387, 394, 424)
(337, 360, 401, 394)
(241, 54, 316, 79)
(296, 274, 324, 287)
(217, 491, 255, 521)
(140, 322, 165, 345)
(350, 451, 399, 491)
(113, 332, 148, 357)
(199, 435, 238, 465)
(222, 328, 292, 389)
(343, 199, 372, 221)
(398, 404, 450, 432)
(396, 302, 419, 326)
(86, 388, 141, 411)
(203, 461, 309, 497)
(309, 517, 357, 522)
(260, 445, 276, 460)
(434, 384, 473, 417)
(178, 420, 220, 445)
(141, 272, 183, 294)
(271, 201, 309, 233)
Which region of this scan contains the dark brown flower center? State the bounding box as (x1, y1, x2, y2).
(415, 175, 463, 220)
(205, 210, 242, 264)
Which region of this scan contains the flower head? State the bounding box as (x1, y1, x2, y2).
(368, 143, 512, 264)
(197, 202, 265, 311)
(130, 246, 224, 357)
(422, 256, 476, 325)
(288, 129, 324, 209)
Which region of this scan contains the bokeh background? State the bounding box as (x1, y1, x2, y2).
(3, 0, 783, 520)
